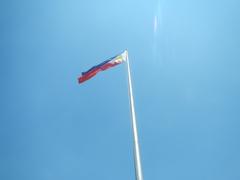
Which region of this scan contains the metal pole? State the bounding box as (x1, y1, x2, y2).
(126, 51, 144, 180)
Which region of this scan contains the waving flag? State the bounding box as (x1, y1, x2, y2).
(78, 50, 128, 83)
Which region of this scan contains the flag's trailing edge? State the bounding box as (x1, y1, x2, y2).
(78, 50, 128, 83)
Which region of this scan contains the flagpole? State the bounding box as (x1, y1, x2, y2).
(125, 51, 144, 180)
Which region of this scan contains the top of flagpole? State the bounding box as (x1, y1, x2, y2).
(122, 49, 128, 62)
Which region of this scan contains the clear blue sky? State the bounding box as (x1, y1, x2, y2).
(1, 0, 240, 179)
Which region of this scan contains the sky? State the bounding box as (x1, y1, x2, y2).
(1, 0, 240, 179)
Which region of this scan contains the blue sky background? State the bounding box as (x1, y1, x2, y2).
(1, 0, 240, 179)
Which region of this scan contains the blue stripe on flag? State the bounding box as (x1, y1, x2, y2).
(81, 54, 118, 75)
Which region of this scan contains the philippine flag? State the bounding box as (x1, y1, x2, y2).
(78, 50, 128, 83)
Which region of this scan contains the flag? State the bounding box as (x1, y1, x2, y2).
(78, 50, 128, 83)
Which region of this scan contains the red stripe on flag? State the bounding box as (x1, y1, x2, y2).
(78, 61, 121, 83)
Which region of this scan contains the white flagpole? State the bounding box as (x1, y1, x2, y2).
(125, 51, 144, 180)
